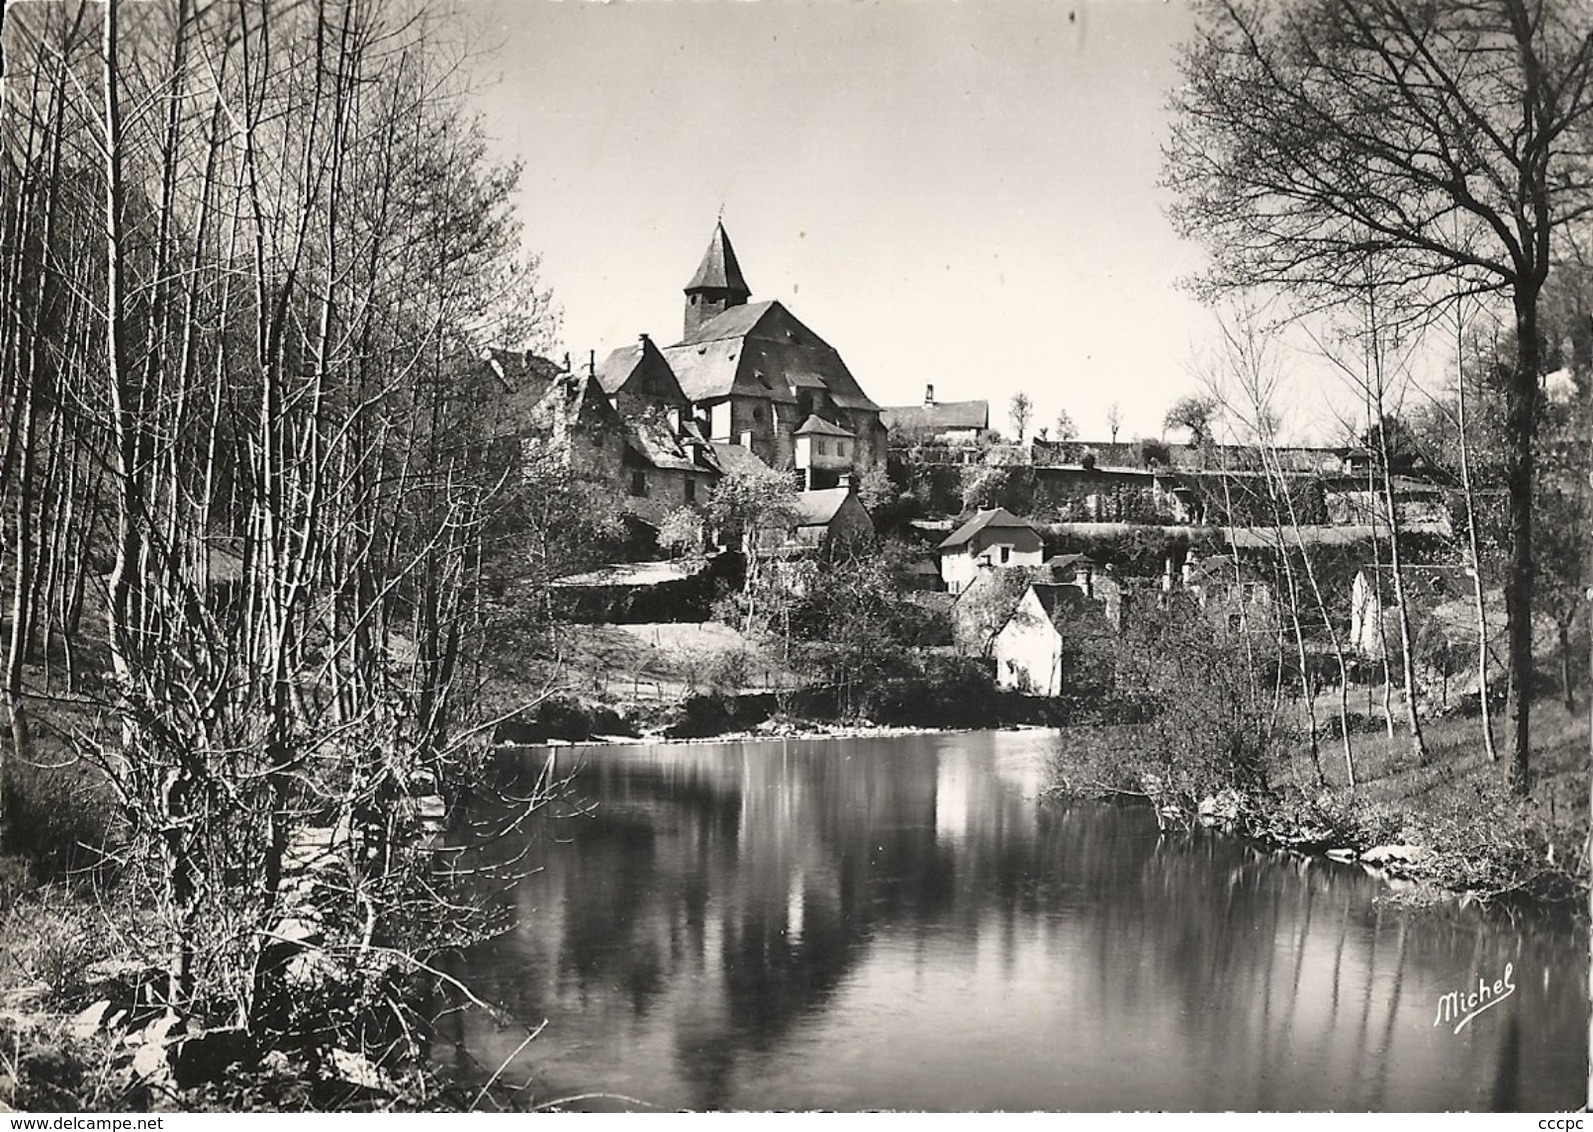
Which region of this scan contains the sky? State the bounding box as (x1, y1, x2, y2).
(460, 0, 1352, 445)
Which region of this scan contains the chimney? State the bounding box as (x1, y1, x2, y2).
(1075, 562, 1093, 597)
(639, 332, 650, 348)
(839, 473, 856, 492)
(588, 349, 595, 378)
(924, 383, 936, 406)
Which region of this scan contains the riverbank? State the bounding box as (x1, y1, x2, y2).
(1046, 701, 1590, 913)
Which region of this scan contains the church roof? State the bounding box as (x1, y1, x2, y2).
(663, 300, 880, 411)
(686, 221, 750, 297)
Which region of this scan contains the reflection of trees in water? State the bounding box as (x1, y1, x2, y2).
(457, 742, 1585, 1111)
(1063, 824, 1584, 1110)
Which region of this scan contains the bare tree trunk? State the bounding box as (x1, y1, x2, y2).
(1504, 288, 1542, 794)
(1453, 298, 1499, 762)
(1366, 286, 1427, 765)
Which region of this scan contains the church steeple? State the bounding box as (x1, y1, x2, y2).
(683, 221, 751, 339)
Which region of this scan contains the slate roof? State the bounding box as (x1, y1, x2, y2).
(792, 487, 854, 528)
(662, 300, 881, 412)
(594, 343, 644, 395)
(795, 414, 852, 438)
(625, 418, 700, 473)
(880, 400, 990, 434)
(938, 507, 1038, 550)
(1044, 553, 1097, 574)
(488, 350, 619, 436)
(706, 441, 775, 478)
(1030, 582, 1094, 627)
(686, 222, 751, 297)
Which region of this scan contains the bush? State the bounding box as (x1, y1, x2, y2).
(7, 754, 121, 873)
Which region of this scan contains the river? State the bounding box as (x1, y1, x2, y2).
(447, 728, 1586, 1111)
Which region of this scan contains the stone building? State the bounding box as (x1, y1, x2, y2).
(597, 222, 889, 481)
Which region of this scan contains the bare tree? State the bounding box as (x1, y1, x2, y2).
(1106, 401, 1123, 443)
(1165, 0, 1593, 792)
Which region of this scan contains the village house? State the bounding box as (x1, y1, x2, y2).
(490, 349, 628, 481)
(879, 385, 992, 444)
(1043, 553, 1127, 628)
(1348, 564, 1482, 658)
(990, 581, 1097, 696)
(595, 333, 691, 424)
(1182, 553, 1276, 636)
(936, 507, 1044, 594)
(759, 485, 876, 556)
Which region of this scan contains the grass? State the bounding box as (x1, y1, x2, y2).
(1265, 699, 1589, 907)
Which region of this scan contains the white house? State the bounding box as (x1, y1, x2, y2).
(990, 582, 1094, 696)
(936, 507, 1044, 594)
(1349, 564, 1479, 658)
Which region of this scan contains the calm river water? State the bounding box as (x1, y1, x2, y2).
(449, 729, 1586, 1111)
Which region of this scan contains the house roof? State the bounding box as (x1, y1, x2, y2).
(880, 400, 990, 434)
(595, 343, 643, 395)
(795, 414, 852, 438)
(594, 335, 687, 404)
(792, 487, 855, 528)
(686, 221, 750, 297)
(1186, 554, 1269, 585)
(488, 349, 621, 437)
(1044, 553, 1097, 573)
(938, 507, 1038, 550)
(706, 440, 774, 478)
(1030, 582, 1094, 626)
(625, 418, 700, 473)
(662, 300, 881, 412)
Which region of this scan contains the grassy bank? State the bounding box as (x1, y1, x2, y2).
(1047, 700, 1590, 911)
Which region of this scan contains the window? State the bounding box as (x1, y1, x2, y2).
(684, 477, 696, 503)
(816, 439, 826, 457)
(630, 469, 647, 497)
(999, 545, 1012, 564)
(1228, 613, 1243, 633)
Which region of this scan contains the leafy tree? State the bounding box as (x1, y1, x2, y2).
(1164, 394, 1219, 446)
(702, 465, 800, 631)
(1009, 390, 1034, 442)
(786, 543, 935, 718)
(657, 506, 705, 559)
(1054, 409, 1078, 442)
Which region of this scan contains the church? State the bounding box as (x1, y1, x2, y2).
(596, 223, 889, 490)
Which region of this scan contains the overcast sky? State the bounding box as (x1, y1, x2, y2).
(464, 0, 1355, 444)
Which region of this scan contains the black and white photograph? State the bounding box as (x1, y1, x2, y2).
(0, 0, 1588, 1115)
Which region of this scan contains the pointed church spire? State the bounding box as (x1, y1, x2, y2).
(683, 221, 751, 339)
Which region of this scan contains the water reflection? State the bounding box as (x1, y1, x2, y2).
(452, 731, 1585, 1111)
